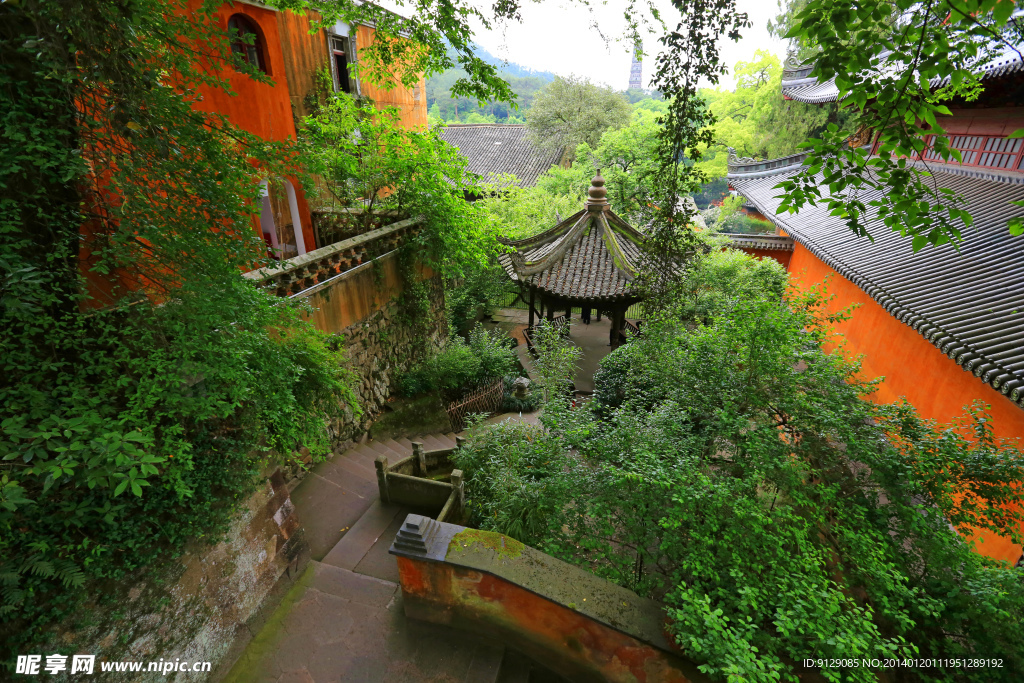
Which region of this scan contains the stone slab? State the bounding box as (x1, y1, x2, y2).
(289, 472, 376, 561)
(321, 500, 406, 571)
(352, 507, 408, 583)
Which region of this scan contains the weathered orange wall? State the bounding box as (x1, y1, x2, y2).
(397, 556, 703, 683)
(788, 243, 1024, 562)
(295, 249, 433, 334)
(275, 9, 329, 123)
(355, 25, 429, 131)
(188, 1, 316, 252)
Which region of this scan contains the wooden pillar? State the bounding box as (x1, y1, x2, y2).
(546, 299, 554, 322)
(528, 288, 535, 328)
(609, 307, 619, 347)
(565, 304, 572, 321)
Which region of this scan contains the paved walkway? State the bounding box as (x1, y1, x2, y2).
(220, 432, 548, 683)
(488, 308, 617, 394)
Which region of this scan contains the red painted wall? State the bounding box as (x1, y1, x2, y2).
(788, 243, 1024, 563)
(396, 556, 702, 683)
(187, 1, 316, 253)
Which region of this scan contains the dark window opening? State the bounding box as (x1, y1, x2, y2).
(331, 36, 354, 94)
(228, 15, 267, 74)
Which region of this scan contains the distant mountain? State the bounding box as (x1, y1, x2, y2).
(453, 42, 557, 82)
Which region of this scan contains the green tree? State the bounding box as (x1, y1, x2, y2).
(698, 50, 835, 178)
(302, 93, 496, 278)
(1, 0, 359, 656)
(459, 284, 1024, 682)
(526, 75, 632, 162)
(774, 0, 1024, 245)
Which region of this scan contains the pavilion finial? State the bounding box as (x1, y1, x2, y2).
(586, 170, 609, 211)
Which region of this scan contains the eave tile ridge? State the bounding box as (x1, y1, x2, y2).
(598, 212, 636, 280)
(730, 181, 1024, 408)
(721, 233, 795, 252)
(726, 148, 809, 179)
(498, 209, 587, 248)
(512, 212, 592, 277)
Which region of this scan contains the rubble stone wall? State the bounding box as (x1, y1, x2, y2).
(45, 470, 302, 682)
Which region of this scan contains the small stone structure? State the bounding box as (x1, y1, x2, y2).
(376, 439, 466, 523)
(389, 515, 711, 683)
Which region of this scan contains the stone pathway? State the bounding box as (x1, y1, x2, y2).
(219, 432, 554, 683)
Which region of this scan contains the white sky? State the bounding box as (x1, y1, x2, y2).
(467, 0, 787, 91)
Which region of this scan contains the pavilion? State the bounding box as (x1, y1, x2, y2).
(498, 173, 646, 349)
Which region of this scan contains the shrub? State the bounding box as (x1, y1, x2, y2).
(399, 325, 517, 399)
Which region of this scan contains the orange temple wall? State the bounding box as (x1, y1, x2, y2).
(788, 243, 1024, 563)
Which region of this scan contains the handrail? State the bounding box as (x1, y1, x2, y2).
(244, 216, 421, 297)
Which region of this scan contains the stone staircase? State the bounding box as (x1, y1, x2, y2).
(226, 430, 563, 683)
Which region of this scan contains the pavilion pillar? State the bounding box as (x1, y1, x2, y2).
(565, 304, 572, 321)
(546, 299, 554, 322)
(528, 288, 535, 328)
(609, 307, 625, 348)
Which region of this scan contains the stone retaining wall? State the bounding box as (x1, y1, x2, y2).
(41, 470, 302, 682)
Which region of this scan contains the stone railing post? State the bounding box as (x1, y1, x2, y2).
(455, 436, 466, 450)
(412, 442, 426, 476)
(451, 469, 464, 519)
(375, 455, 390, 504)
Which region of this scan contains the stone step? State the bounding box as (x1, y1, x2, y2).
(321, 499, 406, 571)
(380, 438, 409, 459)
(347, 443, 383, 469)
(364, 439, 405, 461)
(419, 434, 451, 451)
(496, 649, 531, 683)
(394, 436, 414, 452)
(329, 453, 376, 484)
(289, 468, 378, 562)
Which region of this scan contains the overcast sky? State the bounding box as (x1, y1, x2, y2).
(464, 0, 787, 91)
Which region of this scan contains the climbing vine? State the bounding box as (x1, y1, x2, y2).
(0, 0, 358, 660)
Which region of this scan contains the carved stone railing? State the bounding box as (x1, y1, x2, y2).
(244, 216, 420, 298)
(312, 207, 403, 249)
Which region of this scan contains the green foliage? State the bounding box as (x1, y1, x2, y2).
(302, 92, 497, 278)
(459, 286, 1024, 681)
(526, 76, 632, 163)
(529, 321, 582, 404)
(475, 185, 585, 240)
(776, 0, 1024, 246)
(1, 0, 358, 659)
(452, 422, 570, 543)
(427, 66, 549, 123)
(399, 325, 517, 399)
(444, 259, 515, 335)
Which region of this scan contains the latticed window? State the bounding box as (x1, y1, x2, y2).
(919, 134, 1024, 170)
(228, 15, 266, 74)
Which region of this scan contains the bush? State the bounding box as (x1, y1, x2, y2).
(399, 325, 517, 399)
(460, 291, 1024, 682)
(451, 421, 569, 544)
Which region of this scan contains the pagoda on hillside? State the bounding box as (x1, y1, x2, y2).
(498, 173, 646, 348)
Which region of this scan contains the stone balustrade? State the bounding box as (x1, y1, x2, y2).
(244, 216, 421, 298)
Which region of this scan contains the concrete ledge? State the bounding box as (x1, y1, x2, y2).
(389, 515, 711, 683)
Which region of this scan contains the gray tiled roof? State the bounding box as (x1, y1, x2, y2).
(781, 44, 1024, 104)
(728, 162, 1024, 408)
(721, 233, 794, 251)
(498, 209, 645, 302)
(436, 124, 563, 188)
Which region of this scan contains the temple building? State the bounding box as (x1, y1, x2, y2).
(437, 124, 567, 190)
(187, 1, 428, 258)
(727, 49, 1024, 564)
(499, 173, 646, 349)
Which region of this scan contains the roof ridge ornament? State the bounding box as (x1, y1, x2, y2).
(585, 170, 610, 212)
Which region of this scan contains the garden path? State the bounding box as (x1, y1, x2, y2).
(218, 431, 555, 683)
